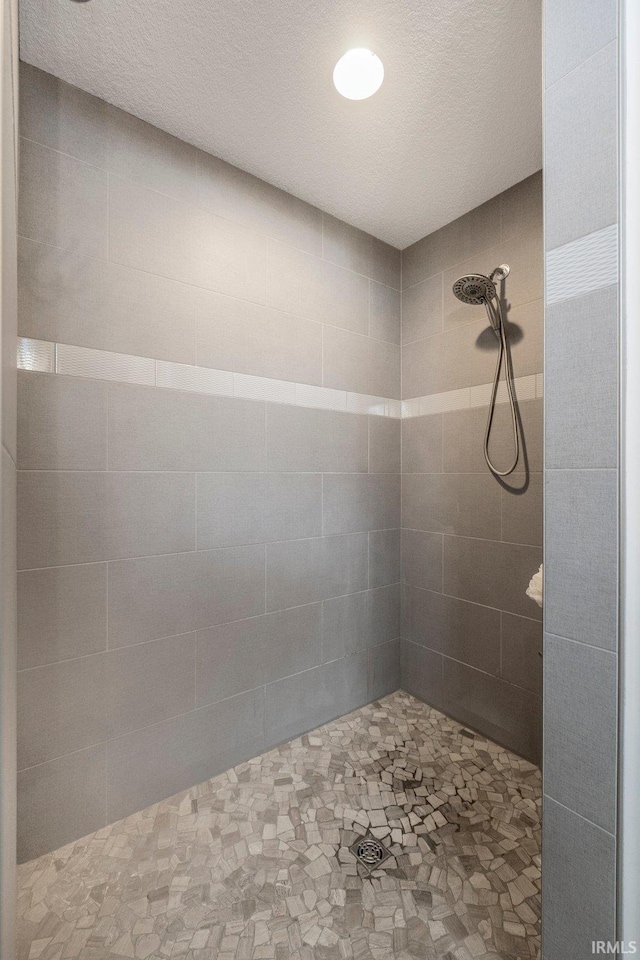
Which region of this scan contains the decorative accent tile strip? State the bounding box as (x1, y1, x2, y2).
(546, 223, 618, 304)
(155, 360, 234, 397)
(17, 337, 401, 418)
(401, 372, 542, 418)
(17, 338, 541, 419)
(17, 337, 55, 373)
(57, 343, 155, 385)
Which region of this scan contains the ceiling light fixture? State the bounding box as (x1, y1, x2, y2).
(333, 48, 384, 100)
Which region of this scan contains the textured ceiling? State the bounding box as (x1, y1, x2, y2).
(19, 0, 542, 248)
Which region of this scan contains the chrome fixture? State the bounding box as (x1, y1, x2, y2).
(452, 264, 520, 477)
(350, 833, 391, 872)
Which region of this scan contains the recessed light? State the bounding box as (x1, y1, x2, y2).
(333, 48, 384, 101)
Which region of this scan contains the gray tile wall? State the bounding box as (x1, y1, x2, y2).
(543, 2, 620, 957)
(16, 64, 402, 862)
(400, 172, 543, 762)
(0, 7, 18, 954)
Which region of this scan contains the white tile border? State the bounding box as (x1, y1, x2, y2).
(56, 343, 156, 385)
(402, 373, 543, 418)
(546, 223, 618, 304)
(18, 337, 400, 417)
(155, 360, 234, 396)
(17, 337, 543, 420)
(17, 337, 55, 373)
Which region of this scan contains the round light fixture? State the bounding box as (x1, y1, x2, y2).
(333, 48, 384, 100)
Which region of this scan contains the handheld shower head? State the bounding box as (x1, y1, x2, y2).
(452, 274, 497, 305)
(451, 264, 520, 478)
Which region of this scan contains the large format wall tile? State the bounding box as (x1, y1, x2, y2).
(369, 417, 400, 474)
(402, 473, 501, 540)
(500, 172, 543, 243)
(18, 138, 108, 259)
(501, 612, 542, 696)
(266, 534, 368, 611)
(17, 371, 107, 471)
(264, 660, 363, 746)
(442, 399, 543, 474)
(442, 657, 541, 762)
(18, 633, 196, 768)
(368, 529, 400, 588)
(196, 604, 322, 706)
(107, 546, 266, 647)
(266, 239, 369, 334)
(545, 469, 617, 650)
(108, 383, 265, 472)
(109, 176, 267, 303)
(546, 284, 617, 469)
(197, 152, 322, 254)
(400, 640, 445, 709)
(106, 688, 265, 823)
(17, 563, 107, 669)
(330, 653, 370, 717)
(322, 584, 400, 661)
(266, 405, 368, 473)
(402, 415, 443, 474)
(400, 173, 543, 779)
(443, 536, 542, 620)
(544, 634, 617, 832)
(17, 745, 106, 864)
(18, 471, 195, 568)
(197, 473, 322, 548)
(196, 290, 323, 385)
(18, 238, 199, 364)
(321, 214, 400, 288)
(20, 63, 200, 204)
(542, 7, 620, 957)
(401, 194, 502, 289)
(441, 231, 543, 331)
(501, 473, 543, 546)
(544, 41, 618, 250)
(265, 665, 335, 746)
(402, 298, 542, 399)
(369, 639, 400, 700)
(369, 281, 401, 344)
(543, 797, 616, 960)
(401, 529, 443, 592)
(323, 474, 400, 536)
(323, 325, 400, 399)
(20, 63, 111, 169)
(401, 584, 500, 674)
(401, 274, 442, 344)
(544, 0, 617, 88)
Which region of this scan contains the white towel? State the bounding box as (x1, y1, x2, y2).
(526, 564, 543, 609)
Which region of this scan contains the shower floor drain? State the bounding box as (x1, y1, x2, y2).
(350, 833, 391, 872)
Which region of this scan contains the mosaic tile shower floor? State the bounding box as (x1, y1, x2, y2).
(17, 692, 541, 960)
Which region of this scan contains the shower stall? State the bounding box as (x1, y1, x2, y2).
(0, 0, 634, 958)
(13, 64, 546, 954)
